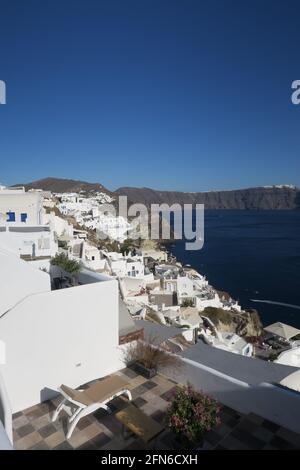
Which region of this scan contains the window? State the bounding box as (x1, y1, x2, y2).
(6, 211, 15, 222)
(21, 213, 27, 223)
(92, 256, 95, 260)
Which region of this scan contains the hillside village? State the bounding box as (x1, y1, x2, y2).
(0, 184, 263, 355)
(1, 183, 300, 450)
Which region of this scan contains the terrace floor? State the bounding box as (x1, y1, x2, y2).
(12, 368, 300, 450)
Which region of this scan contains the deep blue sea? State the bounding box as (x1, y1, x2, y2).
(169, 210, 300, 328)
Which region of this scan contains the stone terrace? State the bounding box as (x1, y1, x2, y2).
(12, 368, 300, 450)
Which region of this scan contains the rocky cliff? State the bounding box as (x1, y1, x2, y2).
(116, 185, 300, 210)
(203, 306, 263, 338)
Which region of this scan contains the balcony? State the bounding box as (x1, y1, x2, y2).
(12, 368, 300, 450)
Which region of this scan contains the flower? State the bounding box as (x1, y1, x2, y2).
(166, 384, 222, 445)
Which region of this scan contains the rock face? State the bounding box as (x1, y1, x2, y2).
(203, 307, 263, 338)
(116, 185, 300, 210)
(14, 177, 114, 197)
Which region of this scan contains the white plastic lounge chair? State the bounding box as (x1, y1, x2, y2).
(52, 376, 132, 438)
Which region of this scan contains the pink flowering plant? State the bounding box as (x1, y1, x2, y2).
(166, 384, 221, 445)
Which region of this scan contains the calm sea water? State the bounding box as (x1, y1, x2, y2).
(169, 210, 300, 328)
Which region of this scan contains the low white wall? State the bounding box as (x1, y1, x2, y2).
(0, 252, 51, 317)
(0, 371, 12, 444)
(0, 279, 121, 412)
(27, 258, 51, 272)
(0, 422, 13, 450)
(0, 229, 57, 258)
(163, 357, 300, 435)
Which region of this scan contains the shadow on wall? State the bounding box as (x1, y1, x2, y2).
(0, 396, 4, 426)
(40, 387, 59, 406)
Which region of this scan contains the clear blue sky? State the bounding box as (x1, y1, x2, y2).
(1, 0, 300, 191)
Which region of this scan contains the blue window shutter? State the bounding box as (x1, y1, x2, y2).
(6, 211, 15, 222)
(21, 213, 27, 223)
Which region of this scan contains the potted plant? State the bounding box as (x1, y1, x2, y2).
(50, 253, 81, 286)
(123, 338, 179, 379)
(166, 384, 221, 448)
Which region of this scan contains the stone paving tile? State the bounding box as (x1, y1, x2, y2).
(31, 414, 52, 431)
(219, 434, 252, 450)
(252, 426, 274, 443)
(204, 430, 224, 447)
(269, 435, 298, 450)
(142, 390, 158, 402)
(15, 431, 43, 450)
(151, 410, 166, 424)
(152, 374, 174, 387)
(212, 422, 232, 439)
(262, 419, 280, 433)
(12, 415, 30, 430)
(247, 412, 265, 426)
(160, 386, 177, 402)
(140, 402, 159, 417)
(44, 430, 66, 448)
(68, 429, 93, 449)
(82, 423, 105, 441)
(143, 380, 157, 390)
(30, 441, 50, 450)
(235, 418, 258, 434)
(231, 427, 265, 449)
(214, 444, 227, 450)
(132, 397, 147, 408)
(276, 427, 300, 448)
(121, 367, 139, 379)
(38, 423, 57, 439)
(53, 441, 73, 450)
(130, 384, 150, 399)
(101, 437, 130, 450)
(76, 441, 97, 450)
(92, 432, 111, 448)
(16, 423, 35, 438)
(263, 443, 278, 450)
(77, 416, 93, 431)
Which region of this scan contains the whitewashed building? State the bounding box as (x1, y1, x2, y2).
(0, 186, 58, 258)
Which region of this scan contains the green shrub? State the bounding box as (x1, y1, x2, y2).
(51, 253, 81, 277)
(203, 307, 232, 325)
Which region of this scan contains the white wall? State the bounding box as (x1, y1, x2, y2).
(195, 295, 222, 311)
(0, 228, 57, 258)
(0, 279, 122, 412)
(0, 250, 51, 317)
(177, 276, 194, 298)
(44, 212, 73, 237)
(0, 191, 43, 225)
